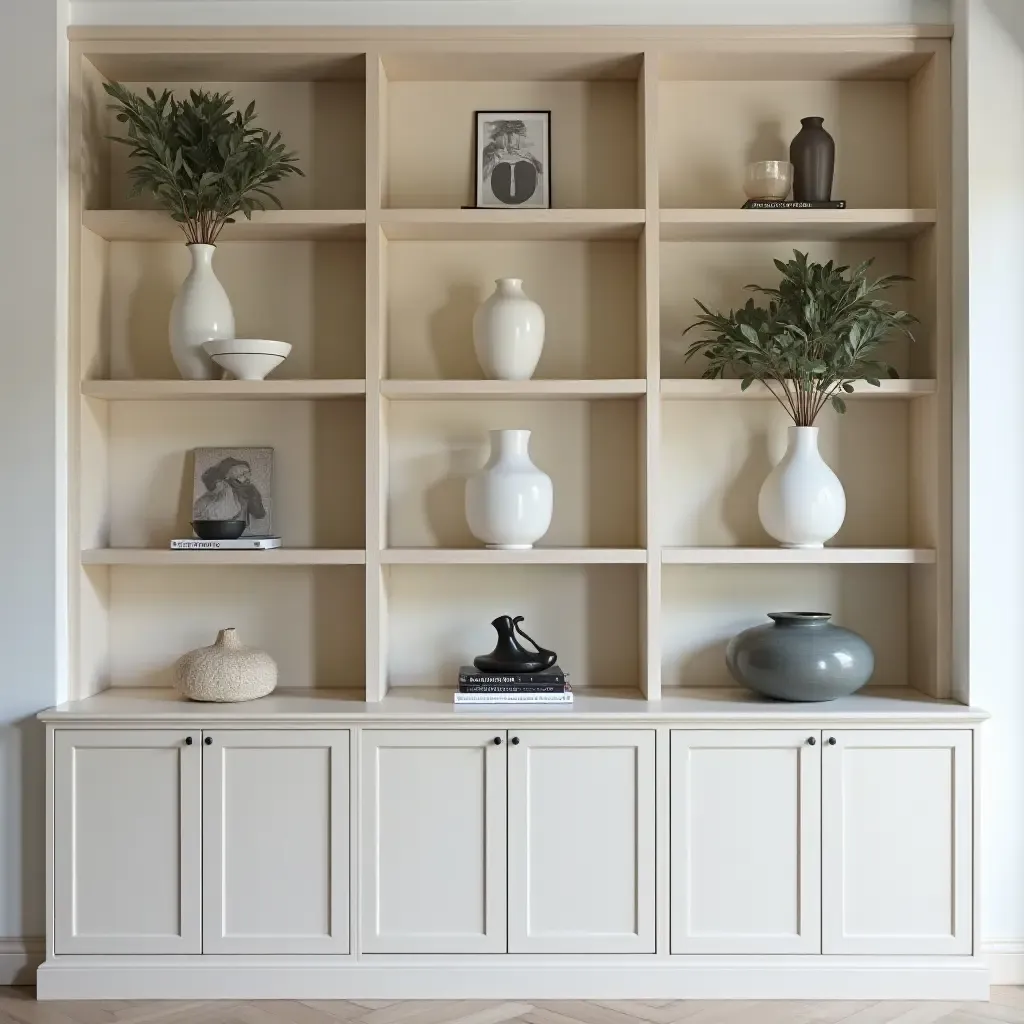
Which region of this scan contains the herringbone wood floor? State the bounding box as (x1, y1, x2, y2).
(2, 990, 1024, 1024)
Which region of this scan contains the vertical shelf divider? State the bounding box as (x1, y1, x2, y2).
(641, 50, 662, 701)
(365, 50, 388, 702)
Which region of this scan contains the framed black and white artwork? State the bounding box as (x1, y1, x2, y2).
(474, 111, 551, 209)
(191, 447, 274, 537)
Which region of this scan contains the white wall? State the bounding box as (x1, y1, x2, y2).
(0, 0, 67, 984)
(14, 0, 1024, 984)
(955, 0, 1024, 982)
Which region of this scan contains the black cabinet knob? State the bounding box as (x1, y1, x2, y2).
(493, 736, 502, 745)
(204, 736, 213, 746)
(511, 736, 520, 745)
(807, 736, 816, 745)
(185, 736, 193, 746)
(827, 736, 837, 746)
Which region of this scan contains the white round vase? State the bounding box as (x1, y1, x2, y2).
(169, 243, 235, 380)
(465, 429, 553, 550)
(758, 426, 846, 548)
(472, 278, 545, 381)
(174, 627, 277, 703)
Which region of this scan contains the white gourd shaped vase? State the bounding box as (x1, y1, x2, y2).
(465, 429, 553, 550)
(174, 627, 277, 703)
(758, 426, 846, 548)
(169, 243, 235, 380)
(472, 278, 545, 380)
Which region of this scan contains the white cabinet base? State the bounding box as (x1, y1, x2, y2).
(36, 955, 989, 1001)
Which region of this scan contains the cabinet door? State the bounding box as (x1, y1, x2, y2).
(361, 729, 507, 953)
(203, 730, 350, 954)
(508, 729, 655, 953)
(54, 729, 202, 954)
(670, 730, 821, 954)
(822, 729, 972, 954)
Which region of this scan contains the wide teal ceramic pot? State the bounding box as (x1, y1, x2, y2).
(725, 612, 874, 702)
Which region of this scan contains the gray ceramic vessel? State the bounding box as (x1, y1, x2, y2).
(725, 612, 874, 702)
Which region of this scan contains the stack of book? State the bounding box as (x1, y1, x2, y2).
(454, 666, 573, 705)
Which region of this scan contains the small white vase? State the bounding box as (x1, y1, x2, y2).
(173, 627, 277, 703)
(169, 244, 235, 380)
(466, 429, 553, 550)
(758, 426, 846, 548)
(472, 278, 545, 381)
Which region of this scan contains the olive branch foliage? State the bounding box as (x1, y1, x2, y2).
(682, 251, 917, 426)
(103, 81, 304, 245)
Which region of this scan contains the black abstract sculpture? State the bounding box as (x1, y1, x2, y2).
(474, 615, 557, 673)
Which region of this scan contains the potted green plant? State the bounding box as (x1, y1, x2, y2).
(682, 251, 917, 548)
(103, 83, 304, 379)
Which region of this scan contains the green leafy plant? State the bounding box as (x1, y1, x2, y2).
(103, 82, 304, 245)
(682, 251, 918, 426)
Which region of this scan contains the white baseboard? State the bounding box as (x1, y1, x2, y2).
(0, 940, 45, 986)
(983, 940, 1024, 984)
(36, 956, 990, 1001)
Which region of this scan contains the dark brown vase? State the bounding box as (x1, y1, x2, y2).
(789, 117, 835, 202)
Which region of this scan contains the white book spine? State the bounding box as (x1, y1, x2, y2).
(453, 692, 574, 705)
(170, 538, 282, 550)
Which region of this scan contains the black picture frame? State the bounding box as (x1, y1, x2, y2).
(474, 110, 552, 209)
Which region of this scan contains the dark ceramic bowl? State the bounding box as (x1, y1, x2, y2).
(192, 519, 246, 541)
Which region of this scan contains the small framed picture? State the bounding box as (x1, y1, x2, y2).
(475, 111, 551, 209)
(192, 447, 274, 537)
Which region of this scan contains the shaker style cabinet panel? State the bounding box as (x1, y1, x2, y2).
(507, 729, 656, 953)
(822, 729, 973, 955)
(54, 729, 202, 954)
(360, 729, 508, 953)
(670, 730, 821, 954)
(202, 730, 350, 954)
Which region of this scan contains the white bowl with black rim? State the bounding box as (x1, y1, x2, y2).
(203, 339, 292, 381)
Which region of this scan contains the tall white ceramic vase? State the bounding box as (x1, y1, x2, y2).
(758, 425, 846, 548)
(472, 278, 545, 380)
(466, 429, 553, 550)
(169, 243, 235, 380)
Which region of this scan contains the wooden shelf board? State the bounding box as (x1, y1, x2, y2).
(381, 379, 646, 400)
(379, 208, 645, 241)
(660, 379, 937, 400)
(382, 548, 647, 565)
(39, 685, 986, 725)
(81, 549, 366, 566)
(660, 209, 937, 241)
(83, 209, 367, 242)
(82, 379, 366, 401)
(662, 547, 936, 565)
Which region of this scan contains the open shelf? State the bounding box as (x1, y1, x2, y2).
(84, 209, 367, 242)
(383, 563, 642, 691)
(386, 400, 641, 549)
(662, 547, 935, 565)
(82, 549, 366, 566)
(382, 548, 647, 565)
(662, 562, 913, 690)
(382, 380, 645, 401)
(659, 379, 936, 400)
(383, 71, 640, 209)
(83, 380, 367, 401)
(379, 209, 645, 241)
(385, 239, 640, 380)
(659, 208, 937, 242)
(69, 29, 953, 706)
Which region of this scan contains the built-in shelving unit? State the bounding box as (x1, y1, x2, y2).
(69, 26, 952, 705)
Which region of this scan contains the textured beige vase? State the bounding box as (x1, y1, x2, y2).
(174, 627, 277, 702)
